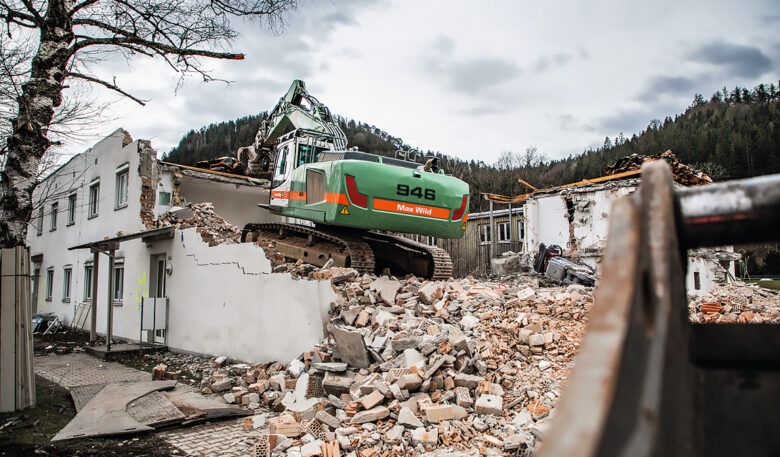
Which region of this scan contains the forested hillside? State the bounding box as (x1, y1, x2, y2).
(164, 82, 780, 213)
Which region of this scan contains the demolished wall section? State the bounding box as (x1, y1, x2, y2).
(161, 228, 335, 363)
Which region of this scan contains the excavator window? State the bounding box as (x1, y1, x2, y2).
(275, 146, 288, 176)
(297, 144, 328, 167)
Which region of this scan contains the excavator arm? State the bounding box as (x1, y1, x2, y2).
(239, 80, 347, 177)
(256, 80, 347, 150)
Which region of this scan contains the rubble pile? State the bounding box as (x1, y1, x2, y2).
(604, 150, 713, 185)
(689, 281, 780, 323)
(195, 272, 592, 456)
(154, 202, 241, 246)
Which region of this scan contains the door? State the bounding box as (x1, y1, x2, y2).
(144, 254, 168, 345)
(270, 140, 296, 208)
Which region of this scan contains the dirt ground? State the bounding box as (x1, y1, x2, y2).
(0, 332, 180, 457)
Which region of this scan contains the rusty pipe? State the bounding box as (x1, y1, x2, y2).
(678, 173, 780, 248)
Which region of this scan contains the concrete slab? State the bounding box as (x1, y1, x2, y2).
(164, 387, 251, 423)
(52, 380, 177, 441)
(127, 391, 186, 427)
(86, 343, 166, 361)
(328, 324, 370, 368)
(70, 383, 107, 411)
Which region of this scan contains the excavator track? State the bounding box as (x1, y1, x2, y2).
(361, 232, 454, 280)
(242, 223, 453, 280)
(243, 223, 375, 273)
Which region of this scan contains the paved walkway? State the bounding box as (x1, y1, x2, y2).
(34, 353, 265, 457)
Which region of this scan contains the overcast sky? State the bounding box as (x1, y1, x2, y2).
(72, 0, 780, 165)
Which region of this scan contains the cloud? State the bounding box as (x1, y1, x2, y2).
(533, 53, 573, 73)
(637, 76, 699, 102)
(457, 106, 511, 116)
(761, 14, 780, 25)
(431, 35, 456, 54)
(597, 101, 681, 139)
(689, 41, 772, 78)
(448, 58, 520, 92)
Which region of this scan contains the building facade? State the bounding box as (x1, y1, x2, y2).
(28, 130, 334, 363)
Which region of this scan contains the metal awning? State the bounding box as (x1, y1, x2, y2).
(68, 226, 175, 251)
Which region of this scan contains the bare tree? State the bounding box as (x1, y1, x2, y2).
(522, 146, 546, 168)
(0, 0, 297, 248)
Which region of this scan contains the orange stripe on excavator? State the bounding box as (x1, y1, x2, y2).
(271, 190, 306, 201)
(325, 193, 349, 205)
(373, 198, 451, 220)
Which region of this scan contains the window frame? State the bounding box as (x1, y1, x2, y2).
(478, 223, 492, 245)
(36, 207, 44, 236)
(45, 268, 54, 301)
(496, 221, 511, 244)
(50, 202, 58, 231)
(67, 193, 77, 226)
(63, 267, 72, 301)
(115, 166, 129, 210)
(112, 261, 124, 303)
(517, 219, 526, 252)
(84, 264, 93, 301)
(88, 181, 100, 219)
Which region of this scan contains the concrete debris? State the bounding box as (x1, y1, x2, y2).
(182, 270, 594, 457)
(151, 202, 241, 246)
(689, 281, 780, 323)
(164, 270, 778, 455)
(605, 150, 713, 186)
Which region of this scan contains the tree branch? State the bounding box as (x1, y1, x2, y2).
(70, 0, 101, 16)
(72, 35, 244, 60)
(18, 0, 42, 25)
(67, 72, 147, 105)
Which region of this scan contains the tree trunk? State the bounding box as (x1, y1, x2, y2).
(0, 0, 74, 248)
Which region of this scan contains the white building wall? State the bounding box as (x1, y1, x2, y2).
(525, 197, 568, 253)
(28, 130, 335, 363)
(159, 229, 334, 362)
(29, 130, 148, 318)
(179, 178, 282, 229)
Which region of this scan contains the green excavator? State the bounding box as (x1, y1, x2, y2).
(238, 80, 470, 279)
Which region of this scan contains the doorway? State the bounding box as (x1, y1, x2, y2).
(142, 253, 168, 345)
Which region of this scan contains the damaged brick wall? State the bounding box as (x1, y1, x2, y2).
(138, 139, 158, 228)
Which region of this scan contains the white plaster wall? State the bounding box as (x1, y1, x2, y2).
(570, 187, 635, 252)
(525, 196, 569, 251)
(28, 130, 148, 320)
(161, 229, 335, 363)
(179, 178, 283, 229)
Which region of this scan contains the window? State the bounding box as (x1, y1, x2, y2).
(158, 191, 171, 206)
(479, 223, 491, 245)
(113, 263, 124, 302)
(517, 220, 526, 252)
(36, 207, 43, 235)
(88, 181, 99, 218)
(45, 268, 54, 301)
(67, 194, 76, 225)
(84, 265, 93, 300)
(497, 221, 511, 244)
(50, 202, 58, 231)
(63, 267, 72, 301)
(115, 168, 128, 209)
